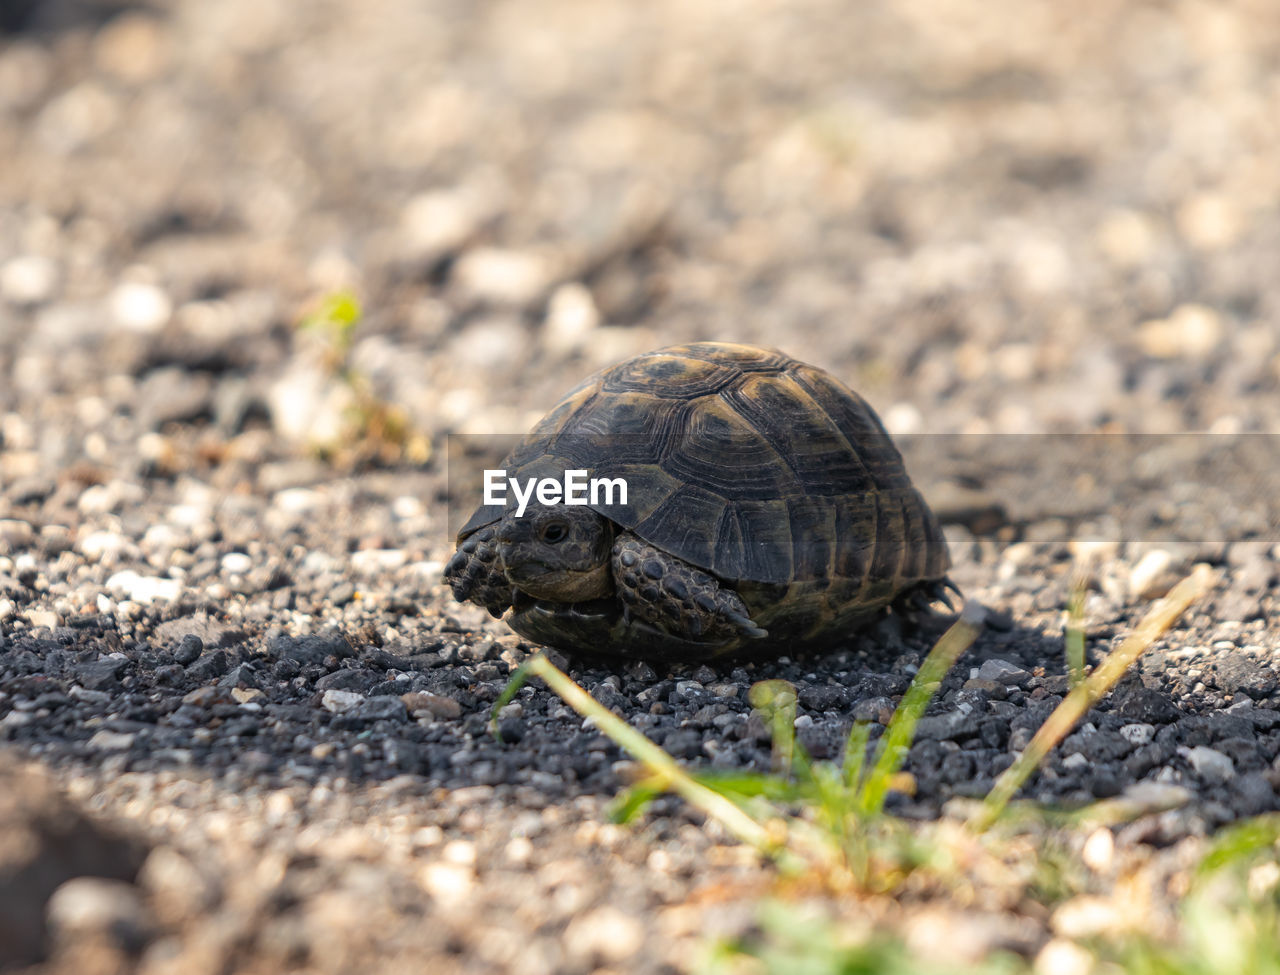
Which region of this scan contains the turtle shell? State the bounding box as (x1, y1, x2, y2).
(456, 342, 950, 644)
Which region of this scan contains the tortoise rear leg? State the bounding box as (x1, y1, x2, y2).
(612, 535, 767, 642)
(443, 526, 513, 618)
(891, 577, 962, 622)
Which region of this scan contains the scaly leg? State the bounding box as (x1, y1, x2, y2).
(443, 526, 512, 618)
(612, 534, 766, 642)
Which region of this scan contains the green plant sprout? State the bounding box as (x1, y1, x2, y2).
(1066, 570, 1088, 690)
(296, 290, 429, 468)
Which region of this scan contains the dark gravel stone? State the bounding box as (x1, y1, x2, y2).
(1068, 730, 1131, 763)
(1215, 737, 1269, 771)
(272, 658, 302, 680)
(852, 696, 894, 723)
(268, 634, 354, 666)
(185, 651, 229, 682)
(662, 729, 704, 759)
(939, 750, 974, 783)
(218, 664, 262, 689)
(976, 658, 1029, 686)
(315, 669, 380, 693)
(1113, 686, 1182, 724)
(1039, 676, 1071, 695)
(1169, 717, 1214, 747)
(796, 725, 838, 760)
(1230, 773, 1277, 816)
(590, 682, 627, 711)
(798, 684, 849, 712)
(848, 673, 910, 698)
(1247, 707, 1280, 730)
(1211, 658, 1279, 699)
(173, 635, 203, 666)
(75, 658, 126, 691)
(354, 697, 408, 723)
(1088, 768, 1123, 798)
(978, 717, 1010, 749)
(914, 710, 981, 742)
(1126, 742, 1172, 777)
(1203, 714, 1256, 741)
(497, 718, 526, 742)
(964, 678, 1007, 699)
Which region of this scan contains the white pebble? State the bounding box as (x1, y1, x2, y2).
(882, 402, 923, 436)
(350, 549, 407, 574)
(453, 248, 550, 306)
(25, 608, 60, 629)
(1034, 937, 1094, 975)
(221, 552, 253, 574)
(87, 729, 136, 750)
(0, 519, 35, 548)
(321, 690, 364, 713)
(1119, 723, 1155, 746)
(1179, 745, 1234, 783)
(1138, 304, 1223, 359)
(419, 862, 473, 901)
(442, 839, 476, 866)
(105, 570, 181, 604)
(391, 496, 424, 519)
(1081, 828, 1114, 872)
(110, 280, 172, 333)
(401, 188, 485, 257)
(1, 254, 57, 304)
(542, 282, 600, 352)
(1129, 549, 1176, 600)
(274, 488, 323, 513)
(562, 906, 644, 964)
(46, 877, 147, 938)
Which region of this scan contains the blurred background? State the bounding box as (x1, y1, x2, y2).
(1, 0, 1279, 498)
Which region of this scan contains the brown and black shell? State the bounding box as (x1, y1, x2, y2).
(456, 342, 951, 656)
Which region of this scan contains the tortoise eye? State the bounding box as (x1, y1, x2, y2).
(541, 521, 569, 544)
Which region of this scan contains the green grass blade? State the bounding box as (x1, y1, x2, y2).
(1066, 571, 1087, 689)
(842, 719, 872, 792)
(1197, 813, 1280, 876)
(690, 770, 808, 802)
(608, 779, 665, 824)
(748, 680, 815, 782)
(490, 657, 534, 741)
(858, 604, 985, 814)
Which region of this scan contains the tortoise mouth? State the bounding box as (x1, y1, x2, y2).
(506, 594, 737, 660)
(510, 590, 618, 621)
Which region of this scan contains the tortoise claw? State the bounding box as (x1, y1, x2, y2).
(725, 610, 768, 639)
(928, 578, 963, 612)
(893, 577, 963, 621)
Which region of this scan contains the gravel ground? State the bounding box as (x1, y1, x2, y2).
(2, 0, 1279, 971)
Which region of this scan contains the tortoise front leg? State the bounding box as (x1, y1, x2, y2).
(443, 526, 513, 618)
(612, 535, 767, 642)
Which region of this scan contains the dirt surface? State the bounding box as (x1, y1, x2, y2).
(2, 0, 1280, 971)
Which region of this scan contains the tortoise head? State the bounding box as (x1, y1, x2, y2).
(496, 504, 615, 602)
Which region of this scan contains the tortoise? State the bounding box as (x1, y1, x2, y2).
(444, 342, 955, 659)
